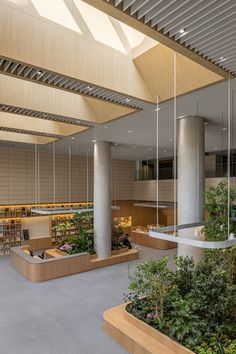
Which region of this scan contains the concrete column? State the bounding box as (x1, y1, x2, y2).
(177, 116, 205, 262)
(93, 141, 111, 258)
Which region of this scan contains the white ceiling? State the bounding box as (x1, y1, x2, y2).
(1, 78, 235, 161)
(50, 78, 236, 160)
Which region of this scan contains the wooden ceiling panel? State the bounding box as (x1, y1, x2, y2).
(134, 44, 223, 102)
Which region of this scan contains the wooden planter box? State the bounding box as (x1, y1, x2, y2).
(103, 303, 194, 354)
(10, 247, 139, 282)
(131, 230, 176, 250)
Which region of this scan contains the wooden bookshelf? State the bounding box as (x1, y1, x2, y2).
(0, 202, 93, 255)
(0, 202, 93, 219)
(51, 215, 75, 247)
(0, 218, 21, 255)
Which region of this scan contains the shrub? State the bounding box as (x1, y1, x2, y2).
(126, 249, 236, 353)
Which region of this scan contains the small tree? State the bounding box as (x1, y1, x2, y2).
(128, 257, 172, 320)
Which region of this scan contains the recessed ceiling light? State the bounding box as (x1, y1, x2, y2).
(125, 98, 131, 102)
(163, 150, 167, 153)
(114, 143, 118, 146)
(179, 29, 188, 37)
(204, 122, 208, 125)
(219, 56, 226, 62)
(148, 148, 152, 151)
(92, 139, 97, 143)
(104, 125, 108, 129)
(154, 107, 160, 111)
(169, 138, 173, 142)
(214, 147, 218, 150)
(222, 127, 227, 131)
(71, 137, 74, 140)
(128, 130, 132, 133)
(132, 145, 136, 148)
(37, 70, 42, 75)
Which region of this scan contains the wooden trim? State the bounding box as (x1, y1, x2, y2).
(103, 303, 194, 354)
(10, 247, 139, 282)
(83, 0, 232, 80)
(131, 230, 176, 250)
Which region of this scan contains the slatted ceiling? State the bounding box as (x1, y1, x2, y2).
(0, 104, 94, 128)
(100, 0, 236, 77)
(0, 57, 153, 111)
(151, 0, 189, 29)
(0, 126, 62, 139)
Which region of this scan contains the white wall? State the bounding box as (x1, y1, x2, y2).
(21, 216, 50, 239)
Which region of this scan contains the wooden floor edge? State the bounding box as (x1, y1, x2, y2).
(103, 304, 194, 354)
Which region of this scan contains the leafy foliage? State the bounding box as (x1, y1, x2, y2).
(126, 248, 236, 353)
(59, 226, 95, 255)
(58, 211, 95, 255)
(203, 182, 236, 241)
(111, 225, 131, 250)
(128, 258, 172, 319)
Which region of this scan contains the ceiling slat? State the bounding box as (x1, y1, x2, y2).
(91, 0, 236, 76)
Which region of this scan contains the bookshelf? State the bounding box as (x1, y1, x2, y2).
(0, 202, 93, 255)
(51, 215, 75, 247)
(0, 218, 21, 255)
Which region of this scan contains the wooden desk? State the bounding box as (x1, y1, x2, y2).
(45, 248, 67, 258)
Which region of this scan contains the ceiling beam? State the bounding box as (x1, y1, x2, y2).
(82, 0, 230, 79)
(0, 131, 56, 145)
(0, 111, 87, 137)
(0, 74, 135, 125)
(0, 2, 154, 103)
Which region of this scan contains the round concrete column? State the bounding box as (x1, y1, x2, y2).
(177, 116, 205, 262)
(93, 141, 111, 258)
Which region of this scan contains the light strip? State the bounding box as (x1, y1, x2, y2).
(31, 205, 120, 215)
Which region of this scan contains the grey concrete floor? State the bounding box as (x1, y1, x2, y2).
(0, 245, 176, 354)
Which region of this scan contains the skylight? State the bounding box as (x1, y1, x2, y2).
(31, 0, 82, 33)
(74, 0, 126, 54)
(119, 22, 145, 49)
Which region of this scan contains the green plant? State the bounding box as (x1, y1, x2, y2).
(59, 226, 95, 255)
(173, 256, 195, 295)
(53, 221, 72, 239)
(72, 211, 93, 232)
(126, 249, 236, 353)
(128, 257, 172, 319)
(203, 182, 236, 241)
(224, 245, 236, 285)
(111, 225, 126, 250)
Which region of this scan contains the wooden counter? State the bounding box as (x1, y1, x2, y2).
(10, 247, 139, 282)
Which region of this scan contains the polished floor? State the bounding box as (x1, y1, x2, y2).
(0, 245, 176, 354)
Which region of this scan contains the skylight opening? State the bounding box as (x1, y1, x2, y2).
(74, 0, 126, 54)
(119, 22, 145, 49)
(31, 0, 82, 34)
